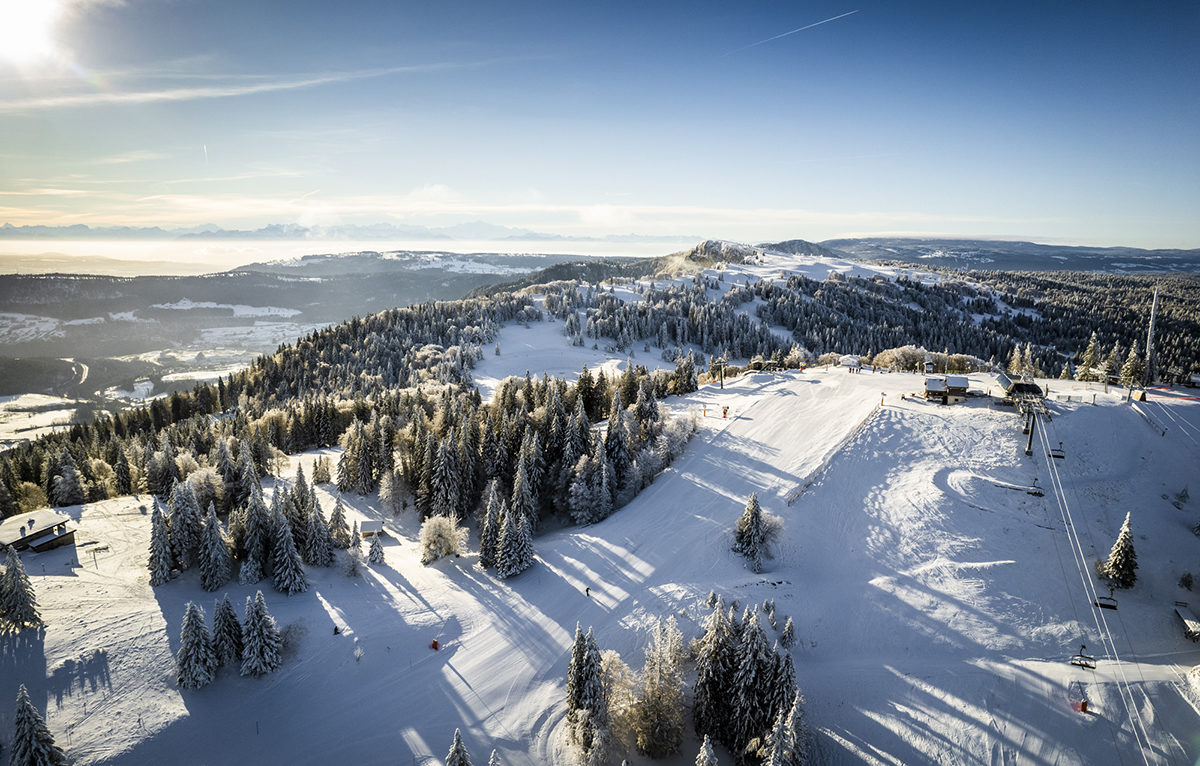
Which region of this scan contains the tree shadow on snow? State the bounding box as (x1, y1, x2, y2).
(47, 648, 112, 708)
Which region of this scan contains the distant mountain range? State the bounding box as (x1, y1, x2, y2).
(0, 221, 691, 243)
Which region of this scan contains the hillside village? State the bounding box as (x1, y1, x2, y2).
(1, 247, 1199, 765)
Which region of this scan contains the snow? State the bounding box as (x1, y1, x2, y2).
(0, 393, 81, 447)
(5, 252, 1200, 764)
(149, 299, 302, 318)
(0, 312, 63, 344)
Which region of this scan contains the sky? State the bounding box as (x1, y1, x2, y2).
(0, 0, 1198, 249)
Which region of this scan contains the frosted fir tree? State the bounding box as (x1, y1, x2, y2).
(1075, 331, 1100, 381)
(148, 500, 176, 586)
(305, 502, 336, 567)
(379, 469, 404, 516)
(271, 513, 308, 595)
(240, 590, 282, 677)
(176, 601, 217, 690)
(368, 532, 385, 564)
(431, 435, 462, 519)
(567, 629, 609, 758)
(114, 450, 133, 496)
(566, 623, 588, 718)
(695, 735, 719, 766)
(312, 455, 332, 485)
(445, 728, 472, 766)
(780, 616, 796, 650)
(9, 683, 68, 766)
(488, 750, 501, 766)
(241, 481, 271, 573)
(568, 452, 598, 525)
(198, 503, 232, 592)
(168, 479, 203, 569)
(419, 515, 468, 565)
(495, 504, 534, 579)
(238, 550, 264, 587)
(329, 496, 352, 549)
(604, 392, 632, 490)
(631, 616, 685, 757)
(1, 545, 42, 633)
(50, 449, 85, 507)
(1098, 511, 1138, 589)
(732, 493, 782, 574)
(345, 538, 363, 577)
(510, 451, 536, 530)
(212, 594, 243, 668)
(1120, 341, 1145, 387)
(758, 688, 810, 766)
(478, 480, 505, 569)
(730, 611, 776, 752)
(693, 599, 736, 747)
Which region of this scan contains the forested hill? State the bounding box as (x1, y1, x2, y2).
(1, 245, 1197, 521)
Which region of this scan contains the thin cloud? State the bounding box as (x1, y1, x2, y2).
(725, 10, 859, 56)
(0, 62, 474, 111)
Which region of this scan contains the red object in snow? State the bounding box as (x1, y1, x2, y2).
(430, 639, 439, 650)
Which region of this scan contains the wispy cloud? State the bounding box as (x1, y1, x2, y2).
(92, 149, 172, 165)
(0, 62, 476, 111)
(725, 10, 859, 56)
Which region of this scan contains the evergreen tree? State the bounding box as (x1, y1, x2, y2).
(1120, 341, 1145, 386)
(50, 450, 85, 507)
(379, 469, 404, 515)
(368, 532, 385, 564)
(568, 451, 599, 525)
(604, 392, 632, 491)
(168, 479, 204, 569)
(212, 594, 243, 668)
(445, 728, 473, 766)
(1103, 342, 1122, 380)
(488, 750, 501, 766)
(305, 501, 336, 567)
(240, 482, 271, 575)
(631, 616, 685, 757)
(730, 611, 775, 752)
(9, 683, 67, 766)
(478, 479, 504, 569)
(1076, 331, 1100, 381)
(733, 493, 767, 573)
(114, 450, 133, 496)
(176, 601, 217, 690)
(0, 480, 14, 519)
(1, 545, 42, 633)
(694, 599, 736, 746)
(271, 514, 308, 595)
(1006, 345, 1023, 375)
(240, 590, 282, 677)
(780, 616, 796, 650)
(198, 503, 231, 592)
(1098, 511, 1138, 589)
(510, 451, 536, 530)
(495, 504, 534, 579)
(695, 734, 719, 766)
(329, 495, 352, 549)
(431, 434, 462, 519)
(566, 622, 588, 717)
(148, 500, 176, 586)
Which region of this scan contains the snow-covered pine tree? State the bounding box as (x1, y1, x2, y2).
(566, 622, 588, 719)
(305, 501, 336, 567)
(568, 451, 598, 525)
(495, 503, 534, 579)
(695, 734, 719, 766)
(114, 449, 133, 496)
(168, 479, 203, 569)
(488, 749, 501, 766)
(604, 391, 632, 490)
(312, 455, 332, 484)
(478, 479, 504, 569)
(1076, 331, 1100, 381)
(693, 598, 736, 747)
(571, 628, 610, 757)
(1120, 341, 1145, 387)
(198, 503, 231, 592)
(271, 511, 308, 595)
(780, 616, 796, 650)
(510, 450, 536, 530)
(240, 590, 282, 677)
(1103, 342, 1122, 381)
(379, 469, 403, 515)
(631, 616, 685, 757)
(240, 481, 271, 577)
(1098, 511, 1138, 588)
(431, 432, 461, 519)
(733, 493, 771, 573)
(1, 545, 42, 633)
(212, 593, 243, 668)
(9, 683, 67, 766)
(176, 601, 217, 690)
(368, 531, 385, 564)
(50, 449, 85, 507)
(730, 610, 776, 752)
(445, 728, 472, 766)
(329, 495, 352, 549)
(148, 499, 176, 586)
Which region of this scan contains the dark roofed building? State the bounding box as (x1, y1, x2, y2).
(0, 509, 76, 552)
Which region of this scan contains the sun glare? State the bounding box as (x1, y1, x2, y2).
(0, 0, 61, 64)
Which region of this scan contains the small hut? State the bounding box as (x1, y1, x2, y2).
(0, 509, 75, 553)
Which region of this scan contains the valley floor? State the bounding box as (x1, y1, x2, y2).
(6, 367, 1200, 765)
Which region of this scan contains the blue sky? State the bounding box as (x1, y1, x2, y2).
(1, 0, 1197, 247)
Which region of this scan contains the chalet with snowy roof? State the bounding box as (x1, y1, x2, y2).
(838, 354, 861, 369)
(0, 509, 75, 553)
(946, 375, 969, 397)
(924, 377, 948, 402)
(359, 520, 383, 538)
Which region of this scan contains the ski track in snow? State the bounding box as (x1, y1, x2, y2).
(5, 251, 1200, 765)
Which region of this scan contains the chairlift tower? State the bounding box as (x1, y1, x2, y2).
(1143, 284, 1159, 387)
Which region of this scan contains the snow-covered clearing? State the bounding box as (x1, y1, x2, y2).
(10, 365, 1200, 764)
(0, 393, 81, 447)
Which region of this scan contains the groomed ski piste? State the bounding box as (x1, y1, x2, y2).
(5, 248, 1200, 765)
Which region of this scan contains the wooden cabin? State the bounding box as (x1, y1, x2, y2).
(0, 509, 76, 553)
(359, 520, 383, 538)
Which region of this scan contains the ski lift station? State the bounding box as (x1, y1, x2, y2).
(924, 375, 969, 404)
(0, 508, 75, 553)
